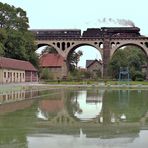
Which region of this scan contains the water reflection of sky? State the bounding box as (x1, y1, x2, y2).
(74, 91, 102, 121)
(27, 130, 148, 148)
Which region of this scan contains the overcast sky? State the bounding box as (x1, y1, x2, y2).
(1, 0, 148, 67)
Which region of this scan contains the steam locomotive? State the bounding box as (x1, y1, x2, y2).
(82, 27, 140, 38)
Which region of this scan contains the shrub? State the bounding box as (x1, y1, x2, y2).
(40, 68, 53, 80)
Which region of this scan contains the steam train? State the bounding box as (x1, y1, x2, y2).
(31, 29, 81, 39)
(82, 27, 141, 38)
(31, 27, 141, 39)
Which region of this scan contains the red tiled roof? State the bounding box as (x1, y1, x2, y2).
(40, 53, 64, 67)
(86, 59, 102, 68)
(0, 57, 37, 71)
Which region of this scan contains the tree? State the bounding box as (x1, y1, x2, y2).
(0, 2, 29, 31)
(109, 49, 127, 78)
(69, 50, 83, 71)
(41, 46, 57, 55)
(0, 29, 7, 55)
(0, 2, 38, 67)
(109, 46, 147, 80)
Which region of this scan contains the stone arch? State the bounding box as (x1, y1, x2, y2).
(65, 43, 103, 71)
(111, 42, 116, 48)
(37, 43, 49, 48)
(116, 42, 120, 47)
(145, 42, 148, 48)
(99, 42, 103, 48)
(36, 41, 65, 57)
(62, 42, 65, 51)
(65, 42, 103, 60)
(67, 42, 70, 48)
(111, 42, 148, 59)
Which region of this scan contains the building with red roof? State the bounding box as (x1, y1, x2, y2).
(40, 53, 67, 79)
(0, 57, 38, 83)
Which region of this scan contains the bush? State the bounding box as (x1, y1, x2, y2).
(135, 77, 144, 81)
(40, 68, 53, 80)
(133, 71, 144, 81)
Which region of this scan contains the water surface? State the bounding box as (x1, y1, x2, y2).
(0, 88, 148, 148)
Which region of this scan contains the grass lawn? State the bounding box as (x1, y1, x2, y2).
(106, 80, 148, 85)
(44, 79, 148, 85)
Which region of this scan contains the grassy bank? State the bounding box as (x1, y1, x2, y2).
(43, 79, 148, 85)
(0, 80, 148, 94)
(106, 80, 148, 85)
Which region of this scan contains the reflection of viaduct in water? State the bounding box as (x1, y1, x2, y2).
(40, 90, 148, 131)
(1, 89, 148, 147)
(34, 90, 148, 148)
(38, 89, 104, 124)
(38, 89, 76, 124)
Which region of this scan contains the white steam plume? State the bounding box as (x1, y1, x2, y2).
(97, 18, 135, 27)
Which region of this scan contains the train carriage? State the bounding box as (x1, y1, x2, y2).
(31, 29, 81, 39)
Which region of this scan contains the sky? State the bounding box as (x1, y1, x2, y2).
(1, 0, 148, 68)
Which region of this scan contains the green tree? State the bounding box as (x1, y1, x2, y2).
(0, 29, 7, 55)
(69, 50, 83, 71)
(109, 49, 128, 78)
(0, 2, 29, 31)
(0, 2, 38, 67)
(124, 46, 146, 68)
(109, 46, 147, 80)
(41, 46, 57, 55)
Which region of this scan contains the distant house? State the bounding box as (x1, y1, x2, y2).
(86, 59, 103, 78)
(0, 57, 38, 83)
(39, 53, 67, 79)
(78, 67, 87, 72)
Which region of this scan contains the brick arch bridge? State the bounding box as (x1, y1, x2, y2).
(31, 27, 148, 78)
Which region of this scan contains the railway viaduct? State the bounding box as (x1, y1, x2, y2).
(31, 27, 148, 78)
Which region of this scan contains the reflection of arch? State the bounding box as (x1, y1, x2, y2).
(111, 42, 148, 58)
(73, 90, 103, 121)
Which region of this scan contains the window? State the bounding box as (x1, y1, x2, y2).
(8, 72, 10, 78)
(4, 72, 6, 78)
(33, 72, 37, 76)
